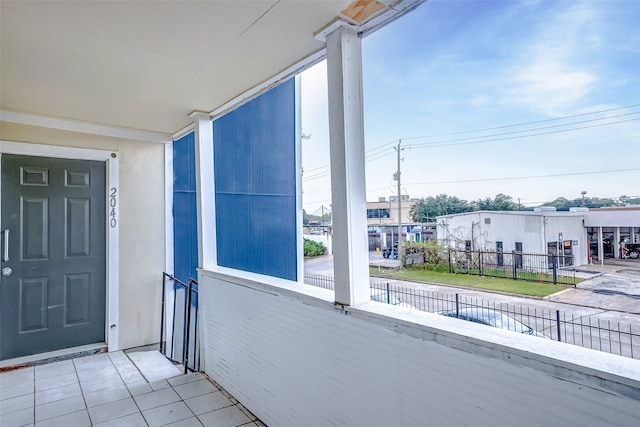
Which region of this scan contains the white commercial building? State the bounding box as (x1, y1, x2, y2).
(437, 207, 640, 266)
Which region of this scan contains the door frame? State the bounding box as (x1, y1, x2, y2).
(0, 140, 120, 353)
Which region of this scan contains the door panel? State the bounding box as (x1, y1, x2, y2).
(19, 277, 48, 332)
(67, 198, 91, 256)
(65, 273, 91, 325)
(1, 154, 106, 360)
(23, 197, 49, 259)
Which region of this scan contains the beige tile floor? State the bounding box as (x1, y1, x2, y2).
(0, 351, 266, 427)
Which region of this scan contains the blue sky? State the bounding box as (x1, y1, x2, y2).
(301, 0, 640, 214)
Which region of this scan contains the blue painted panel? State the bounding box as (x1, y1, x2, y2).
(234, 108, 251, 194)
(173, 132, 198, 284)
(214, 79, 297, 280)
(213, 115, 233, 194)
(173, 133, 195, 192)
(248, 102, 264, 195)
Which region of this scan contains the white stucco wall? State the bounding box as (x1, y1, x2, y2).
(0, 122, 166, 350)
(200, 271, 640, 427)
(115, 139, 166, 349)
(304, 233, 332, 254)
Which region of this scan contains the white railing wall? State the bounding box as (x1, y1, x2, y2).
(199, 270, 640, 427)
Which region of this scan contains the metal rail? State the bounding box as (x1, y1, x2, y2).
(161, 273, 200, 373)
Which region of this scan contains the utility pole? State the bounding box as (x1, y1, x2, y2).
(394, 139, 403, 264)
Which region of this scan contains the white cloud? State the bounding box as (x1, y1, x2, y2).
(508, 55, 596, 115)
(503, 2, 601, 115)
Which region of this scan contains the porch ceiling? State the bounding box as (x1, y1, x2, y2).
(0, 1, 360, 137)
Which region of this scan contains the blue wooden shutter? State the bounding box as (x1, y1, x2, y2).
(214, 79, 297, 280)
(173, 132, 198, 283)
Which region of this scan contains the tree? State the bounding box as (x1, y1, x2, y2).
(410, 194, 472, 222)
(545, 197, 571, 210)
(619, 195, 640, 206)
(471, 193, 517, 211)
(541, 196, 619, 210)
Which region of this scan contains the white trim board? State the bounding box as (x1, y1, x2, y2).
(0, 140, 121, 353)
(173, 48, 328, 144)
(1, 111, 171, 144)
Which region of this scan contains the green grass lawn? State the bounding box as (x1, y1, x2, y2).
(370, 266, 573, 297)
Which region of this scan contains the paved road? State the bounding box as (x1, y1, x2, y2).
(305, 254, 640, 314)
(304, 254, 640, 358)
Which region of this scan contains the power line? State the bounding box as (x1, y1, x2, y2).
(405, 113, 640, 149)
(363, 103, 640, 151)
(302, 117, 639, 182)
(302, 104, 640, 182)
(404, 168, 640, 186)
(398, 103, 640, 141)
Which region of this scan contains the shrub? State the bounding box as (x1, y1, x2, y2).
(403, 240, 442, 266)
(304, 238, 326, 257)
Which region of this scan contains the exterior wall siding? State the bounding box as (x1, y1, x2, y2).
(200, 272, 640, 427)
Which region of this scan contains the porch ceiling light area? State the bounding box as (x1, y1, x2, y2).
(340, 0, 388, 24)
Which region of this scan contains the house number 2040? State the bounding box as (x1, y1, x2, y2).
(109, 187, 117, 228)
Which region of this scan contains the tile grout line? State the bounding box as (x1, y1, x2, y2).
(168, 378, 198, 425)
(121, 351, 150, 383)
(72, 357, 90, 426)
(100, 353, 149, 427)
(32, 367, 36, 427)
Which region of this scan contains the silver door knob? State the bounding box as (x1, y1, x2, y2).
(2, 267, 12, 276)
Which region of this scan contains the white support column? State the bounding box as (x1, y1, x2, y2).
(295, 76, 304, 283)
(324, 23, 370, 306)
(598, 226, 604, 266)
(164, 143, 174, 275)
(190, 112, 216, 270)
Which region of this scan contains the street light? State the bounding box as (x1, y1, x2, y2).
(581, 191, 587, 207)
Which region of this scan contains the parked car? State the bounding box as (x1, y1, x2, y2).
(371, 291, 416, 309)
(440, 307, 547, 338)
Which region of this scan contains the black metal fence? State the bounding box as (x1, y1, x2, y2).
(304, 272, 638, 359)
(406, 248, 576, 286)
(160, 273, 200, 373)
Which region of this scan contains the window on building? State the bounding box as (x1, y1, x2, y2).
(515, 242, 523, 268)
(367, 208, 390, 219)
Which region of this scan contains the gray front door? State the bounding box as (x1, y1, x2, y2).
(0, 154, 106, 360)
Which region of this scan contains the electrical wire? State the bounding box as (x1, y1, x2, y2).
(404, 168, 640, 186)
(405, 116, 640, 149)
(302, 104, 640, 182)
(364, 103, 640, 151)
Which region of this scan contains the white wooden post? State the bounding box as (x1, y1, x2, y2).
(190, 112, 216, 271)
(322, 23, 370, 306)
